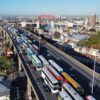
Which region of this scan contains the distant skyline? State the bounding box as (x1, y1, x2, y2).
(0, 0, 100, 16)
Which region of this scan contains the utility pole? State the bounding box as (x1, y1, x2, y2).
(91, 54, 96, 94)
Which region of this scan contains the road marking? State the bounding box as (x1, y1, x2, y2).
(47, 50, 60, 60)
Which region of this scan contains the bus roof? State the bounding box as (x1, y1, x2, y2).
(62, 72, 80, 89)
(39, 55, 49, 66)
(42, 68, 58, 84)
(63, 83, 83, 100)
(48, 60, 63, 72)
(48, 65, 61, 77)
(58, 90, 72, 100)
(32, 55, 41, 64)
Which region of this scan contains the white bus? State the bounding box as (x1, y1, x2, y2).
(48, 60, 63, 73)
(42, 67, 60, 93)
(58, 90, 73, 100)
(85, 95, 96, 100)
(31, 55, 42, 70)
(32, 44, 39, 51)
(47, 65, 63, 83)
(38, 55, 49, 67)
(21, 37, 28, 43)
(63, 83, 84, 100)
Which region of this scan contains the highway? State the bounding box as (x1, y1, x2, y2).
(1, 24, 100, 99)
(0, 24, 57, 100)
(17, 27, 100, 99)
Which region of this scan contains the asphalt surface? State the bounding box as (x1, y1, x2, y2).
(16, 27, 100, 99)
(36, 38, 100, 100)
(28, 33, 100, 99)
(1, 25, 100, 100)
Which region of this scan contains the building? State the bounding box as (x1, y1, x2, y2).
(88, 14, 96, 27)
(0, 83, 10, 100)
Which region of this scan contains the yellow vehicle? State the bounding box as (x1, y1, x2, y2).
(62, 72, 84, 94)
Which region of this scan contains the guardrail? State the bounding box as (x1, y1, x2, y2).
(18, 27, 100, 82)
(0, 26, 46, 100)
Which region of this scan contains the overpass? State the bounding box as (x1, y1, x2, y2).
(0, 24, 49, 100)
(18, 27, 100, 87)
(0, 23, 100, 99)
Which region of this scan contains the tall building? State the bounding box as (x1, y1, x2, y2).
(88, 14, 96, 27)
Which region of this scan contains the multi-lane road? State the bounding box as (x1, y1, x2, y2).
(17, 27, 100, 99)
(29, 35, 100, 99)
(1, 24, 100, 99)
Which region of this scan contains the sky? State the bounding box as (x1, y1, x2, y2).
(0, 0, 100, 16)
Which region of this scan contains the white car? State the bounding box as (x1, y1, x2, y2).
(0, 76, 4, 82)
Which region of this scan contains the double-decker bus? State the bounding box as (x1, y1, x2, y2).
(85, 95, 96, 100)
(63, 83, 84, 100)
(47, 65, 63, 83)
(38, 55, 49, 67)
(48, 60, 63, 73)
(58, 90, 73, 100)
(42, 67, 60, 93)
(31, 55, 42, 70)
(62, 72, 84, 94)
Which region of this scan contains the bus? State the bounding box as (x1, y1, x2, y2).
(63, 83, 84, 100)
(47, 65, 63, 83)
(62, 72, 84, 94)
(27, 48, 34, 60)
(38, 55, 49, 67)
(58, 90, 73, 100)
(48, 60, 63, 73)
(21, 37, 28, 43)
(32, 44, 39, 51)
(85, 95, 96, 100)
(42, 67, 60, 93)
(27, 39, 32, 44)
(31, 55, 42, 70)
(22, 43, 28, 50)
(27, 48, 34, 56)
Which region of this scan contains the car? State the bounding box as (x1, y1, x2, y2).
(42, 85, 51, 93)
(0, 76, 4, 82)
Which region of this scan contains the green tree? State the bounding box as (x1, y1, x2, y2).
(89, 28, 96, 32)
(0, 56, 12, 71)
(79, 31, 100, 49)
(4, 40, 10, 49)
(53, 32, 61, 39)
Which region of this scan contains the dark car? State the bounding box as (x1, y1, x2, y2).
(42, 85, 51, 93)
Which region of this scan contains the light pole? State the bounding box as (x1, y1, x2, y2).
(91, 53, 97, 94)
(38, 30, 41, 49)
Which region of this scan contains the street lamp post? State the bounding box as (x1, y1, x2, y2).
(39, 32, 40, 49)
(91, 54, 97, 94)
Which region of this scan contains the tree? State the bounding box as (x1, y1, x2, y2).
(89, 28, 96, 32)
(79, 31, 100, 49)
(53, 32, 61, 39)
(0, 56, 12, 72)
(4, 40, 10, 49)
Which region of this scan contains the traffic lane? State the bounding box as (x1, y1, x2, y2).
(22, 54, 57, 100)
(44, 43, 99, 82)
(20, 55, 46, 100)
(9, 30, 54, 100)
(29, 33, 100, 82)
(17, 28, 100, 98)
(19, 42, 57, 100)
(10, 36, 46, 100)
(40, 45, 100, 99)
(31, 69, 58, 100)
